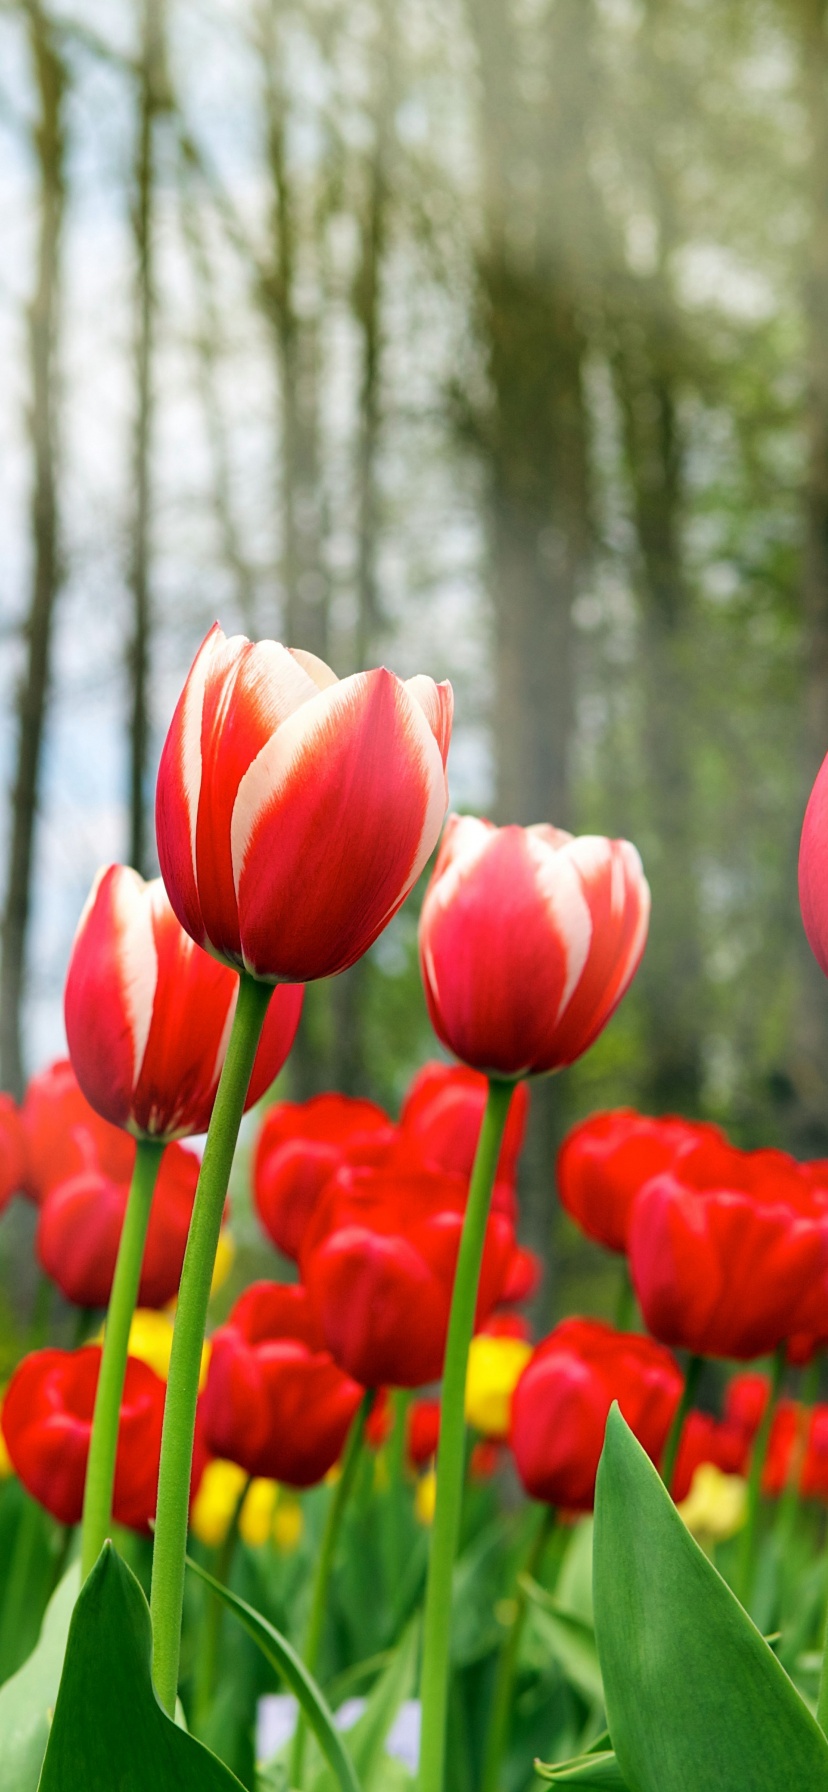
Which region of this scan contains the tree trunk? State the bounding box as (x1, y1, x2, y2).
(0, 3, 66, 1098)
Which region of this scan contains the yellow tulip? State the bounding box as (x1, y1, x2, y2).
(464, 1336, 532, 1439)
(190, 1459, 248, 1547)
(678, 1464, 747, 1542)
(272, 1494, 304, 1553)
(415, 1468, 437, 1526)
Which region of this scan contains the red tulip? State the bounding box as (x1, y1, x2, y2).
(253, 1093, 394, 1261)
(64, 864, 302, 1142)
(799, 754, 828, 976)
(156, 624, 453, 983)
(670, 1410, 749, 1503)
(509, 1318, 682, 1509)
(201, 1282, 363, 1486)
(399, 1062, 528, 1213)
(760, 1401, 828, 1501)
(301, 1163, 515, 1388)
(407, 1398, 441, 1469)
(418, 817, 650, 1077)
(629, 1140, 828, 1359)
(0, 1094, 26, 1214)
(724, 1372, 770, 1444)
(36, 1143, 202, 1308)
(557, 1109, 724, 1254)
(498, 1244, 543, 1305)
(21, 1059, 133, 1204)
(1, 1346, 166, 1529)
(364, 1388, 393, 1451)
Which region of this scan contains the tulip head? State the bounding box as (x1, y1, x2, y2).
(799, 752, 828, 977)
(418, 817, 650, 1078)
(399, 1062, 528, 1205)
(670, 1409, 749, 1503)
(510, 1317, 682, 1510)
(557, 1109, 724, 1254)
(0, 1095, 26, 1215)
(36, 1142, 204, 1309)
(465, 1333, 532, 1439)
(21, 1059, 133, 1204)
(253, 1092, 394, 1262)
(201, 1281, 363, 1487)
(156, 625, 453, 983)
(65, 864, 302, 1141)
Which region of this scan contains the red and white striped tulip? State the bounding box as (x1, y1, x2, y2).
(418, 817, 650, 1078)
(64, 865, 303, 1141)
(800, 753, 828, 977)
(155, 625, 453, 983)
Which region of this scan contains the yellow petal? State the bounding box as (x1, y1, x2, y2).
(240, 1478, 280, 1548)
(678, 1464, 747, 1542)
(465, 1337, 532, 1440)
(415, 1468, 437, 1527)
(190, 1459, 248, 1547)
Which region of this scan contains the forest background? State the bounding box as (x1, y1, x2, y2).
(1, 0, 827, 1340)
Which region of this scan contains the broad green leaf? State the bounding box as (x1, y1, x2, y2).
(593, 1405, 828, 1792)
(187, 1554, 361, 1792)
(38, 1545, 245, 1789)
(0, 1564, 78, 1792)
(313, 1618, 419, 1792)
(534, 1746, 627, 1786)
(521, 1574, 603, 1705)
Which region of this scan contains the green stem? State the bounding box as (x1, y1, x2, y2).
(192, 1474, 250, 1735)
(480, 1504, 556, 1792)
(0, 1494, 47, 1680)
(418, 1076, 515, 1792)
(80, 1137, 164, 1580)
(290, 1391, 373, 1789)
(735, 1345, 785, 1608)
(614, 1263, 636, 1332)
(661, 1353, 703, 1494)
(149, 970, 273, 1715)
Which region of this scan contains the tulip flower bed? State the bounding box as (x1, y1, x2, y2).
(3, 623, 828, 1792)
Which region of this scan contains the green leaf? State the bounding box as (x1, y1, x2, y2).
(38, 1545, 246, 1789)
(0, 1563, 78, 1792)
(593, 1405, 828, 1792)
(521, 1575, 604, 1706)
(186, 1554, 361, 1792)
(534, 1746, 628, 1786)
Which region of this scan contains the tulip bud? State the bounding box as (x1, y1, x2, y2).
(156, 624, 453, 983)
(65, 865, 303, 1142)
(253, 1093, 394, 1262)
(418, 817, 650, 1077)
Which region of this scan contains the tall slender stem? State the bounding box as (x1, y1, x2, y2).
(661, 1353, 703, 1494)
(480, 1504, 556, 1792)
(418, 1076, 515, 1792)
(290, 1391, 373, 1789)
(81, 1136, 164, 1580)
(150, 970, 273, 1715)
(735, 1345, 785, 1609)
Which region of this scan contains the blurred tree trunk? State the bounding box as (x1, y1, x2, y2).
(466, 0, 596, 1314)
(127, 0, 166, 876)
(330, 0, 396, 1096)
(0, 3, 66, 1098)
(790, 0, 828, 1150)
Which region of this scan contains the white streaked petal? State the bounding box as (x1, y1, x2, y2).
(179, 628, 223, 889)
(427, 817, 495, 917)
(289, 647, 339, 689)
(71, 864, 110, 950)
(112, 868, 159, 1088)
(393, 680, 450, 886)
(241, 640, 322, 724)
(525, 833, 593, 1019)
(404, 676, 453, 766)
(527, 822, 574, 850)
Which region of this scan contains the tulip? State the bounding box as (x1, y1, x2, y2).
(763, 1403, 828, 1501)
(20, 1059, 133, 1204)
(418, 816, 650, 1079)
(151, 628, 453, 1716)
(1, 1347, 167, 1529)
(190, 1458, 248, 1548)
(0, 1095, 26, 1215)
(202, 1282, 363, 1486)
(156, 623, 453, 984)
(36, 1143, 204, 1310)
(465, 1334, 532, 1440)
(301, 1163, 515, 1388)
(497, 1244, 543, 1305)
(557, 1108, 723, 1254)
(408, 1398, 441, 1470)
(799, 753, 828, 976)
(629, 1140, 828, 1359)
(399, 1062, 528, 1212)
(253, 1092, 394, 1261)
(725, 1371, 770, 1444)
(510, 1318, 682, 1510)
(678, 1465, 747, 1541)
(670, 1409, 749, 1504)
(65, 865, 302, 1141)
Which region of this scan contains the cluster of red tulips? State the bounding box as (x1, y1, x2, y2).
(5, 619, 828, 1792)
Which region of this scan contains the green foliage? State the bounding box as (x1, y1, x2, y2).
(535, 1748, 628, 1788)
(592, 1406, 828, 1792)
(0, 1563, 77, 1791)
(38, 1546, 246, 1790)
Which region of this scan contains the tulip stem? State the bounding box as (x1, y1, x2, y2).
(80, 1136, 165, 1581)
(660, 1353, 703, 1494)
(290, 1390, 373, 1790)
(480, 1503, 556, 1792)
(150, 970, 273, 1716)
(418, 1076, 515, 1792)
(735, 1344, 785, 1610)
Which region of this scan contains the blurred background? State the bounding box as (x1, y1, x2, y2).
(2, 0, 828, 1320)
